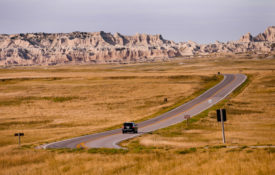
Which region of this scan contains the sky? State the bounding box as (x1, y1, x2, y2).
(0, 0, 274, 43)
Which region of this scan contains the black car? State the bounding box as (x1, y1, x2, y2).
(122, 122, 138, 134)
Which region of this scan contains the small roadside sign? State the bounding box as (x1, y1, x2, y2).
(184, 115, 191, 127)
(14, 133, 24, 136)
(216, 109, 227, 122)
(14, 133, 24, 146)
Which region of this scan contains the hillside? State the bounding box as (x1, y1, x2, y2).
(0, 58, 274, 175)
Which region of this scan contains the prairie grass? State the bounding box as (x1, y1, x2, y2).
(0, 145, 273, 175)
(0, 57, 274, 175)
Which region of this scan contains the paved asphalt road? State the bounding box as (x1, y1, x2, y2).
(43, 74, 247, 149)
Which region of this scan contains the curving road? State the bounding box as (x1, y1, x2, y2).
(43, 74, 247, 149)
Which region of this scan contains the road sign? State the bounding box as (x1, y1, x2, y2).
(14, 133, 24, 146)
(14, 133, 24, 136)
(216, 109, 226, 122)
(184, 115, 191, 127)
(184, 115, 190, 119)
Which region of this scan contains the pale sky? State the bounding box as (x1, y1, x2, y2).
(0, 0, 274, 43)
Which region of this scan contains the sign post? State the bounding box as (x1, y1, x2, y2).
(14, 133, 24, 146)
(184, 115, 191, 127)
(220, 109, 226, 143)
(216, 109, 226, 143)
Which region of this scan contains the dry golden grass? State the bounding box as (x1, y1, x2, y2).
(0, 65, 206, 147)
(0, 146, 274, 175)
(136, 61, 275, 148)
(0, 57, 274, 175)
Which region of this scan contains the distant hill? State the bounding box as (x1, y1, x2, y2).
(0, 26, 274, 66)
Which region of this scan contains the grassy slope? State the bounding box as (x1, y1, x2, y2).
(0, 58, 274, 175)
(0, 66, 206, 146)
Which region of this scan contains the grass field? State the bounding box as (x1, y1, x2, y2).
(0, 57, 274, 175)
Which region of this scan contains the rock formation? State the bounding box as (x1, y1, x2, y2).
(239, 26, 275, 42)
(0, 26, 274, 66)
(239, 33, 254, 42)
(254, 26, 275, 42)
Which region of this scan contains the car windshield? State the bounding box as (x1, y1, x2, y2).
(124, 123, 133, 127)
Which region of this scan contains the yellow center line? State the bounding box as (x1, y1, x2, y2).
(77, 75, 236, 148)
(139, 75, 236, 128)
(77, 132, 121, 148)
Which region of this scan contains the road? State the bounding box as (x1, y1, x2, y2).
(43, 74, 247, 149)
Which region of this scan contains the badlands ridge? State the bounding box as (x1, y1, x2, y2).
(0, 26, 274, 66)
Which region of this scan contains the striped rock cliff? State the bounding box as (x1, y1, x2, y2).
(0, 26, 274, 66)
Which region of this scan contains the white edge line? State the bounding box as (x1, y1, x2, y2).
(43, 74, 247, 149)
(189, 74, 247, 118)
(113, 74, 247, 149)
(42, 134, 93, 149)
(89, 74, 229, 149)
(43, 74, 228, 149)
(156, 74, 228, 116)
